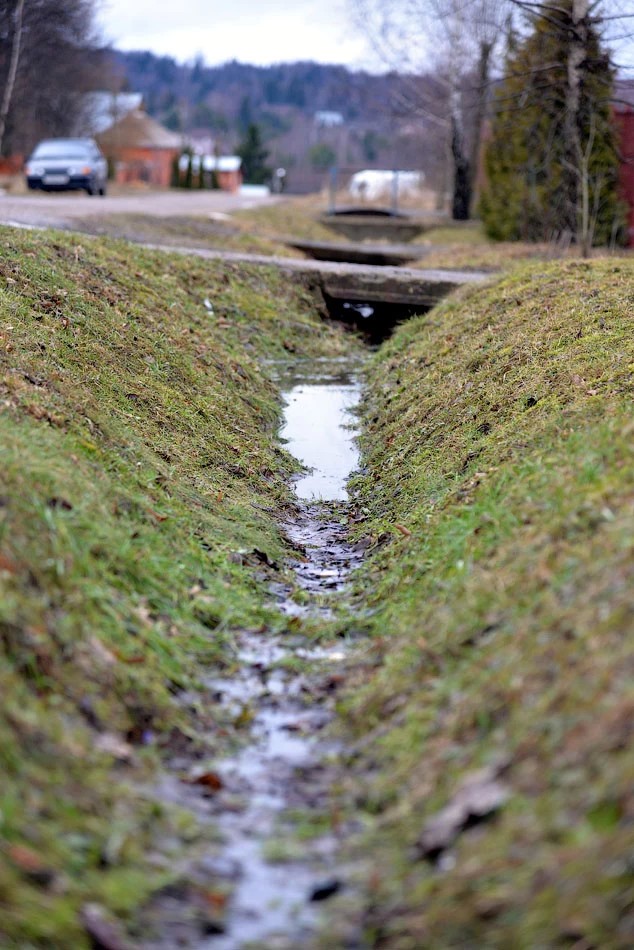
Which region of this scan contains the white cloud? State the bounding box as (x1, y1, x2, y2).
(98, 0, 375, 68)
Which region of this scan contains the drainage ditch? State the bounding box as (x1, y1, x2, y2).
(141, 357, 366, 949)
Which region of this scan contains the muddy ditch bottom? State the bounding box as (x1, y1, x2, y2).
(137, 363, 366, 949)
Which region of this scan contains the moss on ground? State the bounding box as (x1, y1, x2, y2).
(339, 259, 634, 948)
(0, 225, 358, 947)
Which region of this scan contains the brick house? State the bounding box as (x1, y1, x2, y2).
(206, 155, 243, 193)
(614, 81, 634, 247)
(96, 108, 181, 188)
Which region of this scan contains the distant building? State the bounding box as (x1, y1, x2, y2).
(203, 155, 243, 193)
(348, 168, 425, 201)
(615, 81, 634, 247)
(314, 111, 344, 128)
(96, 109, 181, 188)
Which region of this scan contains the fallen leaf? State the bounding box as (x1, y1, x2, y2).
(188, 770, 224, 792)
(394, 524, 412, 538)
(95, 733, 134, 763)
(147, 507, 168, 523)
(200, 889, 228, 911)
(6, 844, 55, 886)
(0, 554, 19, 574)
(417, 766, 510, 859)
(47, 496, 73, 510)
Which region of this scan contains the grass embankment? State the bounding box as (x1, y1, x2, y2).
(342, 260, 634, 947)
(0, 226, 354, 947)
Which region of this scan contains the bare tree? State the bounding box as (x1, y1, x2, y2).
(350, 0, 512, 218)
(0, 0, 25, 155)
(0, 0, 112, 157)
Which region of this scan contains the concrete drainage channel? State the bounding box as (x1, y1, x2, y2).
(140, 358, 366, 949)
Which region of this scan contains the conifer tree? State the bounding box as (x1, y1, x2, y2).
(480, 0, 624, 249)
(237, 123, 271, 185)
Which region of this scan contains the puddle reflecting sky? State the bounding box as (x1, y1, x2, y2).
(280, 375, 361, 501)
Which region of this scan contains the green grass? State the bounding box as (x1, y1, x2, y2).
(0, 225, 359, 947)
(3, 218, 633, 947)
(337, 259, 634, 948)
(233, 195, 340, 243)
(73, 212, 299, 257)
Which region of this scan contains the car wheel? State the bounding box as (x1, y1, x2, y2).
(99, 183, 107, 197)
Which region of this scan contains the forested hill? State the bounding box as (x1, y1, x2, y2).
(114, 51, 398, 133)
(111, 50, 439, 191)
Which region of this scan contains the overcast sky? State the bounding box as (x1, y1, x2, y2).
(97, 0, 375, 69)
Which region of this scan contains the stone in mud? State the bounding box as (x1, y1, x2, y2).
(80, 903, 136, 950)
(196, 854, 242, 882)
(309, 878, 343, 901)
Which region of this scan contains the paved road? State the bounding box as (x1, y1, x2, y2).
(0, 188, 279, 229)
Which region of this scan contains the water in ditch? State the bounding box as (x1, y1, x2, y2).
(205, 361, 362, 948)
(141, 359, 365, 949)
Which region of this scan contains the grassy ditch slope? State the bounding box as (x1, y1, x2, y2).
(0, 226, 351, 947)
(345, 260, 634, 948)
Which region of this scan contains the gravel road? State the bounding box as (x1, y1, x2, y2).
(0, 188, 278, 229)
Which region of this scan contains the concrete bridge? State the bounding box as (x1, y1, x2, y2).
(155, 244, 489, 313)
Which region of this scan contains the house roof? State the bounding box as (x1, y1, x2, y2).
(83, 92, 144, 134)
(97, 109, 181, 150)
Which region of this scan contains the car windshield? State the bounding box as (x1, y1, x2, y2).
(31, 143, 92, 160)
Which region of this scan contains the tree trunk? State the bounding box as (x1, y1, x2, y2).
(468, 39, 493, 214)
(0, 0, 26, 156)
(451, 113, 471, 220)
(564, 0, 589, 240)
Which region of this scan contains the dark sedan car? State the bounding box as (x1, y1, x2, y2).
(25, 138, 108, 195)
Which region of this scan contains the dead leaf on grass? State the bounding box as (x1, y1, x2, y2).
(147, 507, 168, 523)
(417, 765, 511, 859)
(0, 553, 19, 574)
(6, 843, 55, 886)
(95, 733, 134, 763)
(186, 770, 224, 793)
(394, 524, 412, 538)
